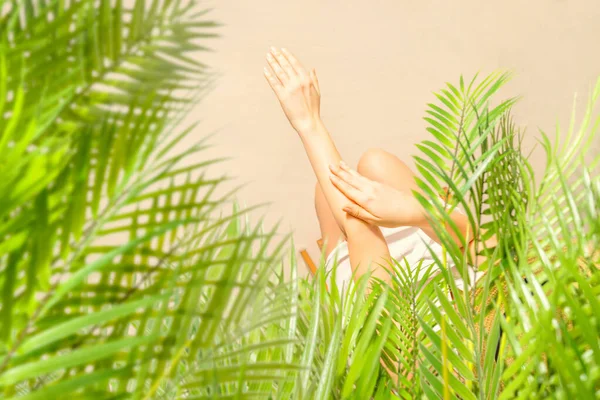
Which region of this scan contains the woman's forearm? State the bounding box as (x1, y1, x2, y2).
(262, 47, 350, 234)
(298, 121, 351, 235)
(417, 207, 497, 266)
(417, 208, 471, 250)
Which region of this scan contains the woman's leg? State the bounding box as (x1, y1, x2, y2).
(355, 148, 423, 386)
(314, 147, 418, 283)
(315, 180, 392, 283)
(356, 148, 419, 192)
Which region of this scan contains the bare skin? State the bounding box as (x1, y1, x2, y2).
(264, 47, 392, 282)
(263, 47, 489, 281)
(264, 47, 497, 388)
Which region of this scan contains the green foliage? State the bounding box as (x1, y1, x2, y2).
(275, 73, 599, 399)
(0, 0, 290, 398)
(1, 1, 599, 398)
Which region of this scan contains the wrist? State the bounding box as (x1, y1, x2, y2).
(296, 118, 326, 138)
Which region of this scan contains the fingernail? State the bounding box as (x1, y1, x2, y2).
(281, 47, 287, 52)
(340, 160, 348, 168)
(328, 163, 335, 171)
(270, 46, 277, 52)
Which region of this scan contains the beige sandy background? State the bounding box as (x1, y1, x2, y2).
(191, 0, 600, 273)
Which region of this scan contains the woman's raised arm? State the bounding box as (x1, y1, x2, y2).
(264, 47, 391, 281)
(263, 47, 351, 236)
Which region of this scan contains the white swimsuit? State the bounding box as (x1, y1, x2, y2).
(324, 225, 476, 291)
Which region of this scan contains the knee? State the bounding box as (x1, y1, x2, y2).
(357, 148, 408, 178)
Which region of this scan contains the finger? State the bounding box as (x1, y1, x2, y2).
(329, 173, 368, 205)
(281, 47, 309, 79)
(266, 51, 289, 84)
(340, 161, 374, 186)
(329, 163, 365, 191)
(343, 203, 378, 224)
(311, 68, 321, 93)
(264, 67, 283, 95)
(339, 160, 358, 176)
(270, 46, 296, 80)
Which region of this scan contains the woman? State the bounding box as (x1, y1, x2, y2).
(263, 47, 480, 288)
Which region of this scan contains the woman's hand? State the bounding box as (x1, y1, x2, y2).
(264, 47, 322, 134)
(329, 161, 426, 228)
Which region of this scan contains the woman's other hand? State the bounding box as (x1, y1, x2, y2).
(329, 161, 426, 228)
(264, 47, 322, 134)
